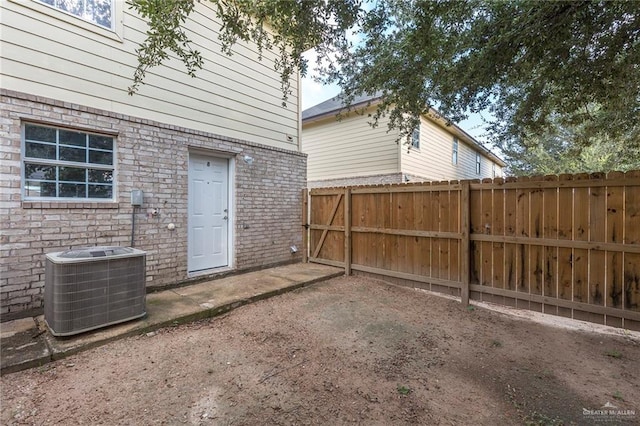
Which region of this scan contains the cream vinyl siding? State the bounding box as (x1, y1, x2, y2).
(1, 1, 298, 150)
(302, 111, 400, 181)
(401, 116, 500, 180)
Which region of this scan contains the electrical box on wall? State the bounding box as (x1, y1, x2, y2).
(131, 189, 144, 206)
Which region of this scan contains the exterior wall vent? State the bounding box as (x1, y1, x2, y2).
(45, 246, 146, 336)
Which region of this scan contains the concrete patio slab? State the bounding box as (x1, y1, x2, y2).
(0, 318, 49, 375)
(1, 263, 343, 375)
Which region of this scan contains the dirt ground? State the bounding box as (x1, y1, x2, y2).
(2, 276, 639, 425)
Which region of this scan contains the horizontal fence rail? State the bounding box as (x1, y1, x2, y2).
(305, 171, 640, 331)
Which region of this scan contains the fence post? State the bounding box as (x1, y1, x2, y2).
(302, 188, 308, 263)
(461, 181, 470, 306)
(344, 187, 352, 275)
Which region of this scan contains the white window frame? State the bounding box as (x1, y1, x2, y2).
(21, 123, 116, 202)
(34, 0, 114, 30)
(12, 0, 124, 42)
(452, 138, 458, 165)
(476, 152, 481, 175)
(492, 163, 496, 178)
(410, 126, 420, 150)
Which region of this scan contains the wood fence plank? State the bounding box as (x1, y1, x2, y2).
(590, 173, 606, 243)
(439, 188, 451, 280)
(470, 184, 482, 284)
(529, 177, 544, 311)
(606, 172, 625, 315)
(377, 192, 391, 270)
(363, 192, 377, 267)
(493, 179, 505, 291)
(360, 194, 378, 265)
(302, 189, 308, 263)
(624, 253, 640, 313)
(398, 191, 413, 273)
(625, 170, 640, 244)
(543, 175, 559, 314)
(607, 171, 625, 244)
(556, 175, 573, 317)
(503, 178, 518, 294)
(450, 189, 461, 283)
(404, 192, 418, 276)
(309, 194, 324, 261)
(350, 194, 363, 266)
(345, 188, 352, 275)
(481, 183, 493, 290)
(389, 191, 400, 272)
(624, 171, 640, 321)
(461, 181, 471, 306)
(586, 175, 604, 328)
(573, 173, 589, 307)
(432, 189, 442, 279)
(420, 189, 433, 277)
(591, 250, 606, 306)
(607, 251, 624, 309)
(543, 175, 559, 239)
(515, 177, 530, 307)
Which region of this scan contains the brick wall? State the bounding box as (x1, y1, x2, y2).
(0, 90, 306, 318)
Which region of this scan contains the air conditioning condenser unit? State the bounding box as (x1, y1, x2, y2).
(45, 246, 146, 336)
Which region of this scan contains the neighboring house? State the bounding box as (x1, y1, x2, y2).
(0, 1, 305, 318)
(302, 94, 505, 187)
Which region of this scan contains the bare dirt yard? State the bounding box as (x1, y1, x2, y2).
(2, 276, 639, 425)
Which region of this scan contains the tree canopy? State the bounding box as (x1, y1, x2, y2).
(128, 0, 640, 172)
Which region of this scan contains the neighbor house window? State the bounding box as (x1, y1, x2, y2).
(492, 163, 496, 178)
(475, 152, 481, 175)
(22, 123, 115, 200)
(452, 138, 458, 165)
(35, 0, 113, 29)
(410, 126, 420, 149)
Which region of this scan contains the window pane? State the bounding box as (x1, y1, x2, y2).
(88, 169, 113, 183)
(59, 130, 86, 147)
(411, 128, 420, 148)
(25, 142, 56, 160)
(25, 181, 57, 197)
(37, 0, 112, 28)
(87, 0, 111, 28)
(59, 183, 86, 198)
(55, 0, 82, 17)
(88, 184, 112, 198)
(89, 150, 113, 165)
(89, 135, 113, 150)
(23, 123, 115, 200)
(60, 146, 86, 162)
(24, 163, 56, 180)
(59, 166, 86, 182)
(25, 125, 56, 143)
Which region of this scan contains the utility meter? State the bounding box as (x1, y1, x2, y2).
(131, 189, 144, 206)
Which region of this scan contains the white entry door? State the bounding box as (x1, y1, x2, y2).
(188, 155, 229, 272)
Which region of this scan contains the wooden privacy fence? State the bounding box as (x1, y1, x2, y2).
(304, 171, 640, 331)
